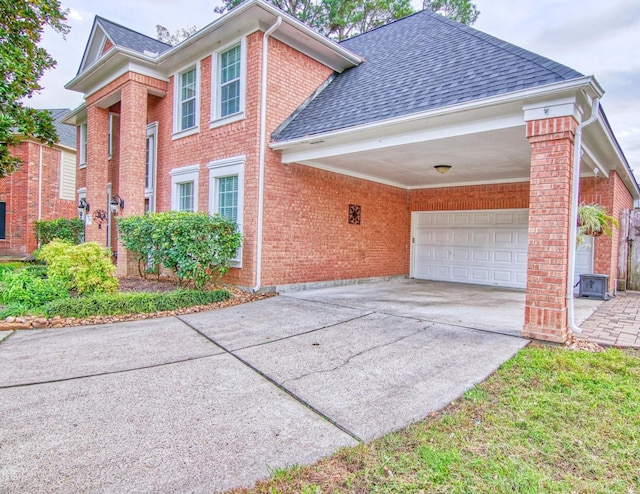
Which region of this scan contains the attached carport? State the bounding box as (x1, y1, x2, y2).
(272, 77, 639, 343)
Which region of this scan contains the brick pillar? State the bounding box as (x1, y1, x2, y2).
(85, 105, 110, 245)
(523, 116, 578, 343)
(116, 81, 148, 276)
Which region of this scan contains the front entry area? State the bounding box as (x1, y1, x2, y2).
(411, 209, 529, 289)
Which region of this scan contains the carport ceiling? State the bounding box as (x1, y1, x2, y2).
(299, 126, 533, 188)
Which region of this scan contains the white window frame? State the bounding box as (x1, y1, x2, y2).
(172, 62, 200, 139)
(170, 164, 199, 212)
(107, 113, 115, 159)
(210, 38, 246, 128)
(208, 155, 245, 267)
(79, 122, 87, 168)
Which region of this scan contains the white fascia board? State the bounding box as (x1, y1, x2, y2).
(65, 48, 160, 93)
(594, 112, 640, 199)
(156, 0, 361, 72)
(407, 177, 530, 190)
(60, 103, 87, 125)
(523, 96, 583, 122)
(280, 112, 524, 164)
(271, 76, 599, 151)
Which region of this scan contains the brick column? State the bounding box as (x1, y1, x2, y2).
(85, 105, 110, 245)
(523, 116, 578, 343)
(116, 81, 148, 276)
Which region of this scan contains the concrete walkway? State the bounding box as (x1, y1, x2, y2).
(577, 291, 640, 347)
(0, 290, 527, 493)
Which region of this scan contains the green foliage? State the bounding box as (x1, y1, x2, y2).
(36, 240, 118, 295)
(0, 262, 26, 273)
(0, 265, 69, 306)
(34, 217, 84, 246)
(118, 212, 242, 289)
(214, 0, 435, 40)
(39, 289, 231, 318)
(577, 203, 619, 246)
(423, 0, 479, 25)
(0, 0, 69, 177)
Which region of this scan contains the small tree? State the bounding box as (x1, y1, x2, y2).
(156, 24, 196, 46)
(0, 0, 70, 177)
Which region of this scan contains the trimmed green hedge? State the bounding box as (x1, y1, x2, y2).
(34, 218, 84, 245)
(39, 289, 231, 318)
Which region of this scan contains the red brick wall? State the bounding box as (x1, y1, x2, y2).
(523, 116, 578, 342)
(580, 172, 634, 288)
(0, 141, 77, 256)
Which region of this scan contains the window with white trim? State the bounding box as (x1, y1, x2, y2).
(79, 122, 87, 167)
(208, 156, 244, 266)
(212, 39, 245, 125)
(170, 164, 199, 212)
(173, 64, 200, 136)
(107, 113, 114, 159)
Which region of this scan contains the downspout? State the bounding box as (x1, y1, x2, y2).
(37, 144, 43, 221)
(253, 15, 282, 293)
(567, 97, 600, 334)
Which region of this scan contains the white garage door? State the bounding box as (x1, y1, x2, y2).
(411, 209, 529, 289)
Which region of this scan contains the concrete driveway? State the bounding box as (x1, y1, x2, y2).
(0, 280, 528, 492)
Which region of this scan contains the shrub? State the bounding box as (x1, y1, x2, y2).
(0, 267, 69, 307)
(39, 289, 231, 318)
(118, 212, 242, 289)
(36, 240, 118, 295)
(34, 218, 84, 246)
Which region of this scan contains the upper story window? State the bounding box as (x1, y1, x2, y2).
(173, 63, 200, 138)
(79, 122, 87, 168)
(211, 39, 246, 127)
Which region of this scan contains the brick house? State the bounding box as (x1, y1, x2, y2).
(0, 109, 77, 257)
(63, 0, 639, 343)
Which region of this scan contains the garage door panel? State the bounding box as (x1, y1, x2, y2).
(412, 209, 529, 289)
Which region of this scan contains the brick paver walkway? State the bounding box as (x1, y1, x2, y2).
(577, 291, 640, 348)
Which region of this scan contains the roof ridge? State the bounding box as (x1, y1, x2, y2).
(96, 15, 172, 49)
(426, 11, 581, 80)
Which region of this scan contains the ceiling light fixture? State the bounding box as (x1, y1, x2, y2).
(434, 165, 452, 174)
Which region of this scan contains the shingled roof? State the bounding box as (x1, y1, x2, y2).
(96, 16, 172, 56)
(273, 10, 583, 141)
(47, 109, 76, 149)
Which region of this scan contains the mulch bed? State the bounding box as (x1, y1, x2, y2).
(0, 276, 274, 331)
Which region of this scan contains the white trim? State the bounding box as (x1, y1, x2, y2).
(172, 61, 201, 137)
(211, 38, 246, 124)
(107, 113, 114, 159)
(280, 113, 524, 165)
(170, 164, 200, 212)
(145, 123, 158, 212)
(208, 155, 245, 267)
(408, 177, 530, 189)
(77, 188, 87, 221)
(78, 122, 87, 168)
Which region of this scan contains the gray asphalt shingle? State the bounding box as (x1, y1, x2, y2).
(273, 10, 583, 141)
(96, 16, 172, 57)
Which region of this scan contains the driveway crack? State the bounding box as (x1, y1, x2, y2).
(281, 324, 433, 385)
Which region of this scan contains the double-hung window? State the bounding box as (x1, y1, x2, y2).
(174, 64, 199, 137)
(170, 164, 199, 212)
(208, 156, 245, 266)
(212, 40, 245, 126)
(79, 122, 87, 167)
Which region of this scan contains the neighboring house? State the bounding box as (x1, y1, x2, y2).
(62, 0, 640, 343)
(0, 109, 77, 257)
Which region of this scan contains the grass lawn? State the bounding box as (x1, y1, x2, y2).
(233, 346, 640, 493)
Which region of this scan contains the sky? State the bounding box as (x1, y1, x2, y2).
(30, 0, 640, 175)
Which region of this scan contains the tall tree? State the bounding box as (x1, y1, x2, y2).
(0, 0, 69, 177)
(214, 0, 416, 40)
(423, 0, 479, 25)
(156, 24, 197, 46)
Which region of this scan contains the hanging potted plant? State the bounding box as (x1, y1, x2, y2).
(577, 203, 619, 246)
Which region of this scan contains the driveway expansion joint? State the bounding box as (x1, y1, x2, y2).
(176, 315, 365, 444)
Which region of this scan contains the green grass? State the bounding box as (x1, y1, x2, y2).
(232, 346, 640, 493)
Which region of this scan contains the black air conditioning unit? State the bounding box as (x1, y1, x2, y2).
(578, 274, 610, 300)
